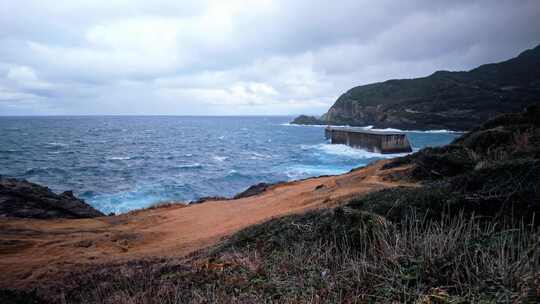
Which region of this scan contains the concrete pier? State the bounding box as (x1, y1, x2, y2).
(325, 126, 412, 154)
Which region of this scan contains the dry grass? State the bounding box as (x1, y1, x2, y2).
(41, 209, 538, 304)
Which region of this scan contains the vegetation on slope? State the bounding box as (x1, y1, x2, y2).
(292, 44, 540, 130)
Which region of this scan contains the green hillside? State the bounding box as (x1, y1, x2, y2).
(293, 44, 540, 130)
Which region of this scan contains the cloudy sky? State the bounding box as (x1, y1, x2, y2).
(0, 0, 539, 115)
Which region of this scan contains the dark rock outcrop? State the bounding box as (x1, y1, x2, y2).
(292, 44, 540, 130)
(189, 196, 229, 205)
(233, 182, 284, 199)
(0, 176, 104, 219)
(383, 105, 540, 181)
(290, 115, 325, 125)
(189, 182, 285, 205)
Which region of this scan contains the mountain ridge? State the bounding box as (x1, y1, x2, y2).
(292, 44, 540, 130)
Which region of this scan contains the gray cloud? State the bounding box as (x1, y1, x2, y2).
(0, 0, 539, 115)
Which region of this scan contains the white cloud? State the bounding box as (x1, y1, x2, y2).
(6, 65, 54, 91)
(7, 66, 38, 82)
(0, 0, 539, 115)
(0, 85, 42, 102)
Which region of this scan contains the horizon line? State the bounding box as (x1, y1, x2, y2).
(0, 114, 319, 118)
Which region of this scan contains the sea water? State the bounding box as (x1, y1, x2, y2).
(0, 116, 460, 214)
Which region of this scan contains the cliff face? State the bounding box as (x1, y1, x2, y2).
(294, 44, 540, 130)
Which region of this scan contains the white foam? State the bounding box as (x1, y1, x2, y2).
(419, 129, 464, 134)
(249, 152, 272, 159)
(310, 143, 410, 159)
(46, 142, 69, 147)
(212, 155, 228, 162)
(107, 156, 131, 160)
(361, 125, 463, 133)
(285, 165, 348, 180)
(280, 123, 328, 128)
(226, 169, 247, 178)
(281, 123, 462, 133)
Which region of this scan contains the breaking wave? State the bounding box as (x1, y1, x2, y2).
(212, 155, 228, 162)
(303, 144, 411, 159)
(175, 163, 203, 169)
(107, 156, 131, 161)
(361, 126, 463, 133)
(280, 123, 328, 128)
(285, 164, 348, 180)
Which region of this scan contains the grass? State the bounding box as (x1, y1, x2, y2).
(39, 208, 537, 304)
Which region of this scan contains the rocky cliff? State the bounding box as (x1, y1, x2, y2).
(292, 44, 540, 130)
(0, 176, 104, 219)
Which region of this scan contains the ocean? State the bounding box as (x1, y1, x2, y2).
(0, 116, 460, 214)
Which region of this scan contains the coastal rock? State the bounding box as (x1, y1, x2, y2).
(290, 115, 326, 125)
(190, 196, 229, 205)
(292, 44, 540, 131)
(233, 182, 284, 199)
(0, 176, 104, 219)
(190, 182, 287, 204)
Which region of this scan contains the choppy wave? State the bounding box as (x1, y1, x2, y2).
(248, 152, 272, 159)
(175, 163, 203, 169)
(45, 142, 69, 148)
(89, 189, 174, 214)
(24, 167, 68, 176)
(48, 150, 75, 155)
(1, 116, 458, 214)
(225, 169, 251, 179)
(212, 155, 228, 162)
(107, 156, 131, 161)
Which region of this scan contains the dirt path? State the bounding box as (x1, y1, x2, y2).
(0, 160, 412, 288)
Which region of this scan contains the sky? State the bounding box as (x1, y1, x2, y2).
(0, 1, 539, 116)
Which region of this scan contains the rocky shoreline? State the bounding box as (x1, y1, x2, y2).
(0, 176, 104, 219)
(0, 176, 288, 220)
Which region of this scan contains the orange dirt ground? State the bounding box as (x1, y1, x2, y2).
(0, 160, 413, 289)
